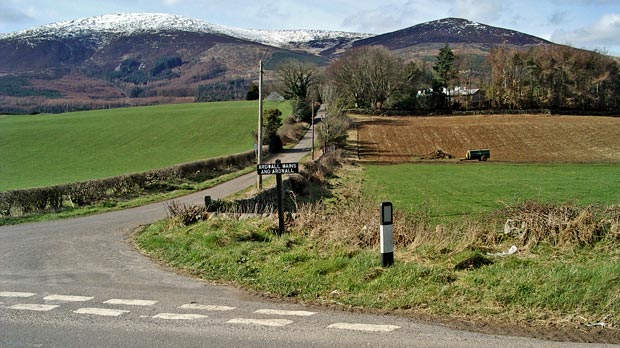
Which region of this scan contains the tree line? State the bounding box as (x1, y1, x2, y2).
(486, 45, 620, 111)
(275, 44, 620, 117)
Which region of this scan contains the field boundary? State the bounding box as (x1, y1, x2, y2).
(0, 149, 259, 218)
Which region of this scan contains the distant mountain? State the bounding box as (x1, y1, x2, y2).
(0, 14, 556, 114)
(354, 17, 549, 50)
(0, 13, 368, 69)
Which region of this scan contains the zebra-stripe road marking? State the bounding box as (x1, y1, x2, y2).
(254, 309, 316, 317)
(0, 291, 36, 298)
(153, 313, 208, 320)
(179, 304, 236, 311)
(227, 318, 294, 327)
(44, 295, 93, 302)
(74, 308, 130, 317)
(327, 323, 401, 332)
(103, 299, 157, 306)
(9, 304, 59, 311)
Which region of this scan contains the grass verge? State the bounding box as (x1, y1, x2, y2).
(136, 160, 620, 342)
(136, 212, 620, 339)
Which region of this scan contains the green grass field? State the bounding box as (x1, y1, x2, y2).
(363, 163, 620, 219)
(0, 101, 290, 191)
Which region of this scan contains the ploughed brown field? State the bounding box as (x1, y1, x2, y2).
(354, 114, 620, 163)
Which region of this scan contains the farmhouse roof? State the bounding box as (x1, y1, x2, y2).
(417, 86, 480, 96)
(265, 92, 285, 101)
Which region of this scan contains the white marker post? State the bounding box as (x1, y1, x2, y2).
(380, 202, 394, 267)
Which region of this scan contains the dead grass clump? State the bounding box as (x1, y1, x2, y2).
(165, 200, 206, 226)
(499, 201, 609, 248)
(604, 206, 620, 242)
(293, 188, 620, 255)
(298, 150, 343, 184)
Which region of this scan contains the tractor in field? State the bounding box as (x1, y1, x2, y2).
(463, 149, 490, 161)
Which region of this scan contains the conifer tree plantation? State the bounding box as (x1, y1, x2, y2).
(486, 45, 620, 111)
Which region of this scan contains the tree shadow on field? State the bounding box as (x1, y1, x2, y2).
(352, 118, 408, 161)
(351, 140, 384, 159)
(356, 117, 407, 127)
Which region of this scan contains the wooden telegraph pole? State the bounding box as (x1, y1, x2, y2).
(257, 60, 264, 190)
(311, 99, 315, 160)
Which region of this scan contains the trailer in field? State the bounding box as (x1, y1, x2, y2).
(464, 149, 490, 161)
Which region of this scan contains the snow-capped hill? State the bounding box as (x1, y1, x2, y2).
(0, 13, 219, 44)
(354, 17, 549, 50)
(0, 12, 370, 49)
(227, 27, 372, 47)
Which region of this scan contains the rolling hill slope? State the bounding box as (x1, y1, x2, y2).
(0, 13, 558, 114)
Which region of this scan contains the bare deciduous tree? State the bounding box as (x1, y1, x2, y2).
(275, 60, 318, 122)
(326, 46, 407, 110)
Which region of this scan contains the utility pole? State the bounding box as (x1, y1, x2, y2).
(257, 60, 264, 190)
(311, 99, 315, 160)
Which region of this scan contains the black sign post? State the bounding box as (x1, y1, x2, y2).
(257, 159, 299, 235)
(275, 168, 285, 235)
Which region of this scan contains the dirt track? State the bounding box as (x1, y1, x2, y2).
(354, 114, 620, 163)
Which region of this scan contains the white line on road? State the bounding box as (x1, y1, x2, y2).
(179, 304, 236, 311)
(0, 291, 36, 298)
(327, 323, 401, 332)
(103, 299, 158, 306)
(255, 309, 316, 317)
(9, 304, 59, 311)
(44, 295, 94, 302)
(153, 313, 208, 320)
(74, 308, 130, 317)
(227, 318, 294, 327)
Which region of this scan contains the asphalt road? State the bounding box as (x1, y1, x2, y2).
(0, 127, 614, 347)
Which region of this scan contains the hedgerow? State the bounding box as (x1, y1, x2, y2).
(0, 150, 255, 217)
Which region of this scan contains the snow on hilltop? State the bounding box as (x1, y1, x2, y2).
(0, 12, 371, 48)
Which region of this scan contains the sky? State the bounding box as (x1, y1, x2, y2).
(1, 0, 620, 56)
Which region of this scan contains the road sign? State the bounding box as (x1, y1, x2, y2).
(257, 162, 299, 175)
(256, 159, 299, 235)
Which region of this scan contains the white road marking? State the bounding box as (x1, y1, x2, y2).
(44, 295, 93, 302)
(9, 304, 59, 312)
(179, 304, 236, 311)
(153, 313, 208, 320)
(255, 309, 316, 317)
(0, 291, 36, 298)
(327, 323, 401, 332)
(227, 318, 294, 327)
(103, 299, 157, 306)
(74, 308, 130, 317)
